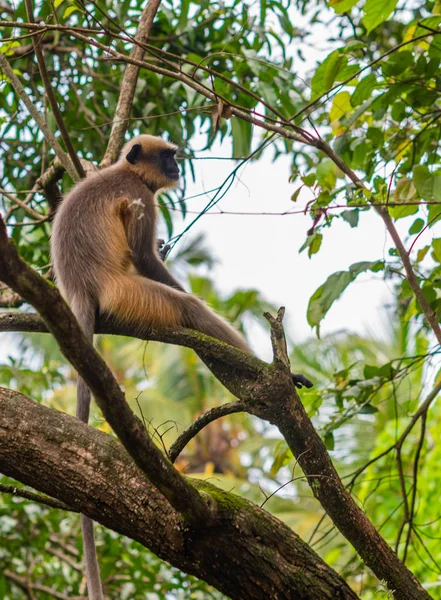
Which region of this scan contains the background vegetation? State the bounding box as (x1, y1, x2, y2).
(2, 0, 441, 598)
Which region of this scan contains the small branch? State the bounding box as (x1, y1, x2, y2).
(100, 0, 162, 167)
(263, 307, 290, 369)
(169, 400, 245, 463)
(24, 0, 85, 179)
(0, 51, 79, 182)
(46, 547, 82, 571)
(0, 285, 24, 307)
(379, 208, 441, 345)
(403, 412, 427, 563)
(0, 482, 72, 511)
(4, 570, 80, 600)
(0, 188, 44, 220)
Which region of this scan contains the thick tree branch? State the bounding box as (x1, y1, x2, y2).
(0, 387, 360, 600)
(101, 0, 162, 167)
(24, 0, 85, 179)
(0, 311, 266, 388)
(0, 307, 431, 599)
(0, 51, 79, 182)
(0, 216, 211, 525)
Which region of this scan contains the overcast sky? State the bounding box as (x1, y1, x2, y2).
(161, 147, 397, 362)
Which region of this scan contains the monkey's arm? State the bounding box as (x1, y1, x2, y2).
(121, 199, 186, 292)
(138, 254, 186, 291)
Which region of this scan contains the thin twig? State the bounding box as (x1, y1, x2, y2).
(169, 400, 245, 463)
(24, 0, 85, 179)
(0, 51, 79, 181)
(100, 0, 162, 166)
(0, 482, 72, 511)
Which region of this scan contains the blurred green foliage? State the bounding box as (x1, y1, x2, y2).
(2, 0, 441, 597)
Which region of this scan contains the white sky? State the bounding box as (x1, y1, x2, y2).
(162, 148, 396, 361)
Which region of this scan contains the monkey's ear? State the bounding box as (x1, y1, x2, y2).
(126, 143, 142, 165)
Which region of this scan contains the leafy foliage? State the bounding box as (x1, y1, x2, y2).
(2, 0, 441, 597)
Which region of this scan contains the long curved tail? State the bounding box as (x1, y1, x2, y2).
(72, 296, 104, 600)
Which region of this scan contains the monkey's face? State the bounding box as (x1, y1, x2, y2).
(160, 149, 180, 182)
(125, 139, 180, 191)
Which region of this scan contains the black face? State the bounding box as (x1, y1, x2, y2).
(160, 149, 180, 180)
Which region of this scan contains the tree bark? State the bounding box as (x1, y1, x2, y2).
(0, 387, 359, 600)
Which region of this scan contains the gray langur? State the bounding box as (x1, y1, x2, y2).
(51, 134, 312, 599)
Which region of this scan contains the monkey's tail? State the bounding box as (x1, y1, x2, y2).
(73, 296, 104, 600)
(183, 296, 251, 354)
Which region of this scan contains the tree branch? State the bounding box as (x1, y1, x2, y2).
(4, 570, 80, 600)
(0, 51, 79, 182)
(169, 400, 245, 463)
(24, 0, 85, 179)
(0, 216, 211, 526)
(245, 312, 430, 600)
(0, 482, 72, 511)
(0, 386, 360, 600)
(100, 0, 162, 167)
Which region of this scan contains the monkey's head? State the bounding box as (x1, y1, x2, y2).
(120, 135, 180, 192)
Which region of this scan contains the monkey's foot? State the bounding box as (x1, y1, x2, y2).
(292, 373, 313, 389)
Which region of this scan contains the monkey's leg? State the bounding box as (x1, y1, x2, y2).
(99, 274, 249, 352)
(100, 275, 312, 388)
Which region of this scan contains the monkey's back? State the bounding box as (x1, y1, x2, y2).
(51, 167, 153, 305)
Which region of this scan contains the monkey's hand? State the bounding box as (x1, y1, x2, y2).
(292, 373, 313, 389)
(157, 239, 171, 261)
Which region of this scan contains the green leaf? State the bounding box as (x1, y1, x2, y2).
(432, 238, 441, 263)
(416, 245, 430, 263)
(364, 364, 380, 378)
(301, 173, 316, 186)
(359, 404, 379, 414)
(0, 41, 20, 56)
(307, 261, 384, 335)
(291, 187, 303, 202)
(390, 178, 419, 220)
(300, 233, 323, 258)
(270, 441, 293, 476)
(324, 432, 335, 451)
(351, 73, 376, 107)
(341, 209, 359, 228)
(409, 218, 424, 235)
(382, 51, 413, 77)
(362, 0, 398, 34)
(63, 5, 78, 18)
(428, 203, 441, 228)
(311, 50, 347, 97)
(178, 0, 190, 29)
(330, 91, 352, 124)
(231, 117, 252, 158)
(302, 390, 323, 417)
(329, 0, 359, 14)
(413, 166, 441, 202)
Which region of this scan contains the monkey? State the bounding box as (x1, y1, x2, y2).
(50, 134, 312, 599)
